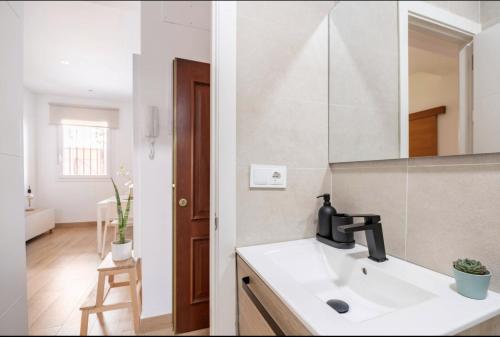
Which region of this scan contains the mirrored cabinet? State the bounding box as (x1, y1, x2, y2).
(329, 1, 500, 163)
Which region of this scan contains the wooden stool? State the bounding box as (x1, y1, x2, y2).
(80, 253, 142, 335)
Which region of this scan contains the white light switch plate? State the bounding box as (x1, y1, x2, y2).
(249, 164, 287, 189)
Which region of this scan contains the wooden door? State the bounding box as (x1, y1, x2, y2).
(409, 106, 446, 157)
(173, 58, 210, 333)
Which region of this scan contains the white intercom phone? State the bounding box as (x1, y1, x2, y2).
(147, 106, 159, 159)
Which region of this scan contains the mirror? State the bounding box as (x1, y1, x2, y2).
(408, 16, 500, 158)
(328, 1, 400, 163)
(329, 1, 500, 163)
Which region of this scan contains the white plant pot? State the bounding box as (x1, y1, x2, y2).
(111, 240, 132, 261)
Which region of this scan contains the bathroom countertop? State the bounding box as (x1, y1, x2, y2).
(237, 239, 500, 335)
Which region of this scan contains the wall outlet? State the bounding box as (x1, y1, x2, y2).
(249, 164, 287, 189)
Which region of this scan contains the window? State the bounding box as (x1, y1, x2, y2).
(50, 103, 118, 178)
(59, 124, 109, 177)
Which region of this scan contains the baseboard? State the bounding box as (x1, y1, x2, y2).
(55, 221, 97, 228)
(140, 314, 172, 333)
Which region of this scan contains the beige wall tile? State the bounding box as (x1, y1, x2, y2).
(406, 164, 500, 291)
(237, 98, 328, 169)
(329, 1, 400, 163)
(329, 1, 399, 107)
(237, 167, 331, 247)
(330, 103, 400, 163)
(236, 1, 333, 248)
(237, 2, 330, 170)
(237, 17, 329, 105)
(331, 165, 407, 258)
(237, 4, 331, 105)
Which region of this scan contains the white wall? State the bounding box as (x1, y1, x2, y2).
(0, 1, 28, 334)
(23, 89, 37, 208)
(135, 1, 210, 318)
(409, 71, 460, 156)
(34, 93, 133, 223)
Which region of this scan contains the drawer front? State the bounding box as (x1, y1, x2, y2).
(238, 279, 276, 336)
(237, 255, 311, 336)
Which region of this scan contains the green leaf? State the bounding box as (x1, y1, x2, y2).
(121, 189, 132, 244)
(111, 178, 125, 244)
(453, 258, 489, 275)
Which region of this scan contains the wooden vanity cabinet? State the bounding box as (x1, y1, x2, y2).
(236, 255, 500, 336)
(236, 255, 311, 336)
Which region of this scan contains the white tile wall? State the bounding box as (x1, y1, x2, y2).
(236, 1, 335, 247)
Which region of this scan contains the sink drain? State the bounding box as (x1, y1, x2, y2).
(327, 299, 349, 314)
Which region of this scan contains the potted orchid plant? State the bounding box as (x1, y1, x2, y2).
(110, 166, 133, 261)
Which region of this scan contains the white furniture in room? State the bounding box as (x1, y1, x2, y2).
(25, 208, 55, 241)
(96, 195, 130, 257)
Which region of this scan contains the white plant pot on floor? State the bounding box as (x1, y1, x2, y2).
(111, 240, 132, 261)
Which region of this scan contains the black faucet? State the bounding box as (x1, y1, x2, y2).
(337, 214, 387, 262)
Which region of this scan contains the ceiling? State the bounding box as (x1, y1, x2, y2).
(24, 1, 140, 101)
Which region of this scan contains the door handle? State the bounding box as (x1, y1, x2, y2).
(241, 276, 285, 336)
(178, 198, 188, 207)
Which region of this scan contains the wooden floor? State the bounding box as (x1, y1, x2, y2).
(26, 226, 209, 336)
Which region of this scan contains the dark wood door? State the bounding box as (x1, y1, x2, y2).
(409, 106, 446, 157)
(173, 58, 210, 333)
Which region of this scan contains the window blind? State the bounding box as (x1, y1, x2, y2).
(49, 103, 119, 129)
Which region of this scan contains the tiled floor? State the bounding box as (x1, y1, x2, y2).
(26, 226, 208, 336)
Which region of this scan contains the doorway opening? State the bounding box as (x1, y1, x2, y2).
(408, 18, 473, 157)
(23, 1, 140, 335)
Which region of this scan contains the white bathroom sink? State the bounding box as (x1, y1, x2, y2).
(237, 239, 500, 335)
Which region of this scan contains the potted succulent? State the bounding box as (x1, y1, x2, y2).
(110, 173, 133, 261)
(453, 258, 491, 300)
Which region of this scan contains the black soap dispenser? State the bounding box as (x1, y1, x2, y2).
(317, 194, 337, 239)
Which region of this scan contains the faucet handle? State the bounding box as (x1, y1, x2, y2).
(348, 214, 380, 224)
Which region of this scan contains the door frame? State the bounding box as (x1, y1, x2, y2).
(209, 1, 237, 335)
(398, 1, 481, 159)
